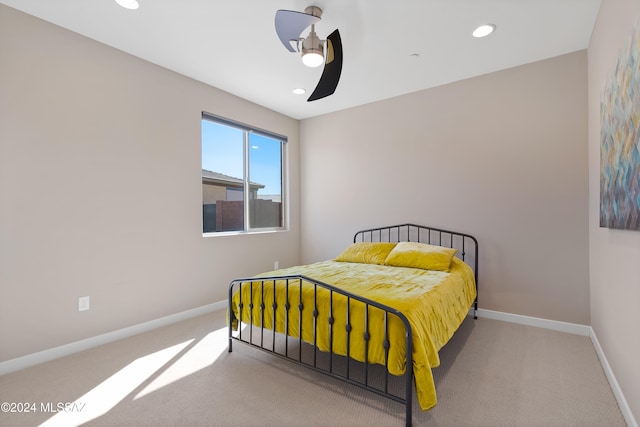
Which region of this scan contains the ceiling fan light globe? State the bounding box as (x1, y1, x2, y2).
(302, 51, 324, 67)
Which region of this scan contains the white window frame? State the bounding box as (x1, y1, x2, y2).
(202, 112, 287, 235)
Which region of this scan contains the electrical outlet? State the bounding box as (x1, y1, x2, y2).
(274, 261, 279, 270)
(78, 296, 90, 312)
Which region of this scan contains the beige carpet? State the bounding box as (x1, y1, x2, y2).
(0, 309, 625, 427)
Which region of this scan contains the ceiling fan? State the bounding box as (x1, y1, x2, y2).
(275, 6, 343, 102)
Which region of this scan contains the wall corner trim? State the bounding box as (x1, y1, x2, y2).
(0, 301, 226, 377)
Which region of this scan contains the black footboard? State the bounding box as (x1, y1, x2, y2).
(228, 275, 413, 425)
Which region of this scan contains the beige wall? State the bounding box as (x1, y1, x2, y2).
(202, 184, 227, 205)
(300, 51, 590, 325)
(0, 5, 301, 362)
(588, 0, 640, 421)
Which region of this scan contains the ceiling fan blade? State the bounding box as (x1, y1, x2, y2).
(308, 29, 343, 102)
(275, 10, 321, 52)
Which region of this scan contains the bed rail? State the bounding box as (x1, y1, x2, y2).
(354, 223, 479, 318)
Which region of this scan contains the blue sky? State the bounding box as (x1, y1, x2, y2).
(201, 120, 282, 195)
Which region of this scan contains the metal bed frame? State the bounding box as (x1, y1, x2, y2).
(227, 224, 478, 427)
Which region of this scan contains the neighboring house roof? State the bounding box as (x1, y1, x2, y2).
(202, 169, 264, 189)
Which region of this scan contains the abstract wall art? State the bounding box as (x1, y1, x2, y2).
(600, 18, 640, 230)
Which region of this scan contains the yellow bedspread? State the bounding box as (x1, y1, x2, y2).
(229, 257, 476, 411)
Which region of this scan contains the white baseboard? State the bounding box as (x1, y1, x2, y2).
(590, 327, 638, 427)
(468, 307, 637, 427)
(471, 308, 591, 336)
(0, 301, 226, 377)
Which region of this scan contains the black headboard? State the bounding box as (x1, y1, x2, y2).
(353, 223, 478, 313)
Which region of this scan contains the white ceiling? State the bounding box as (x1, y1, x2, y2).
(1, 0, 601, 120)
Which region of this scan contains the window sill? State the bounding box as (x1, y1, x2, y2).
(202, 228, 287, 237)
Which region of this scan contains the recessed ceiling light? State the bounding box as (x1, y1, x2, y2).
(292, 88, 306, 95)
(472, 24, 496, 38)
(115, 0, 139, 10)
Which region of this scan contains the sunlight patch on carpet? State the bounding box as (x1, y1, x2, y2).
(135, 327, 228, 399)
(38, 340, 193, 427)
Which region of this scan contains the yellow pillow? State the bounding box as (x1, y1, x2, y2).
(335, 242, 398, 265)
(383, 242, 458, 271)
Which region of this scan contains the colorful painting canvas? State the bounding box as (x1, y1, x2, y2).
(600, 18, 640, 230)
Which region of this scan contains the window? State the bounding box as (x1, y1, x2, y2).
(201, 113, 286, 233)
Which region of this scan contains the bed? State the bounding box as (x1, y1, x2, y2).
(227, 223, 478, 427)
